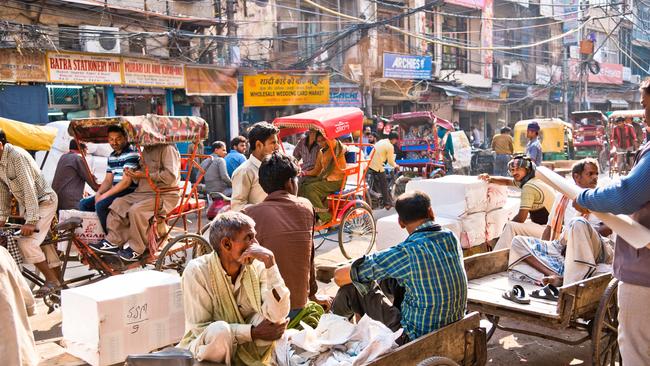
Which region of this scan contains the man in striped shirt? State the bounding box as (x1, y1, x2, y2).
(332, 191, 468, 344)
(80, 125, 139, 233)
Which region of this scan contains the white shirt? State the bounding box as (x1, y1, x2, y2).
(230, 156, 267, 212)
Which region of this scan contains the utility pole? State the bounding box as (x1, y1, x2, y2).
(226, 0, 236, 37)
(563, 46, 569, 119)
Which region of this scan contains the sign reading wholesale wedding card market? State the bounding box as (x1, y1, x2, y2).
(243, 73, 329, 107)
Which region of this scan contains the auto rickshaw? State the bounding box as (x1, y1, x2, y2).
(513, 118, 574, 161)
(570, 110, 609, 171)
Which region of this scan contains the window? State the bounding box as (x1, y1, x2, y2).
(301, 11, 319, 57)
(58, 25, 81, 51)
(441, 16, 468, 73)
(278, 26, 298, 54)
(619, 27, 631, 67)
(129, 35, 146, 55)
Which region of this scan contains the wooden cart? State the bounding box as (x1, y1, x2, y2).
(464, 249, 620, 366)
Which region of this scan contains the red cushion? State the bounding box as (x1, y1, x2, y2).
(168, 198, 206, 215)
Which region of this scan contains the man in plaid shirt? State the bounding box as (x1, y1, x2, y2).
(0, 129, 61, 297)
(332, 191, 468, 344)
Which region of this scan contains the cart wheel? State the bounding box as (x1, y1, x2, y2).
(591, 278, 620, 366)
(314, 228, 336, 250)
(155, 234, 212, 275)
(485, 314, 499, 342)
(338, 201, 376, 260)
(416, 356, 460, 366)
(200, 223, 211, 236)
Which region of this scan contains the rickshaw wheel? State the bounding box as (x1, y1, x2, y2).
(338, 201, 376, 260)
(591, 278, 620, 366)
(416, 356, 460, 366)
(155, 234, 213, 275)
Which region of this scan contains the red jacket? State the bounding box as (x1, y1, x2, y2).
(612, 124, 637, 150)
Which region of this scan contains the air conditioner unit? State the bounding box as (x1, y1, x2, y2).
(501, 65, 513, 80)
(631, 75, 641, 84)
(534, 105, 544, 118)
(79, 25, 120, 54)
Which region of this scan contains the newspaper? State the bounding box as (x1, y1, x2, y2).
(535, 166, 650, 250)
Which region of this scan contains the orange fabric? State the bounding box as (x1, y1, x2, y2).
(309, 143, 347, 182)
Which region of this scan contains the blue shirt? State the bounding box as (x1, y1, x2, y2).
(352, 221, 468, 340)
(526, 137, 543, 165)
(225, 150, 247, 177)
(577, 148, 650, 215)
(107, 145, 140, 187)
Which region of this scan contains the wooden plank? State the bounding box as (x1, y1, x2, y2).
(463, 249, 509, 280)
(367, 312, 483, 366)
(37, 342, 85, 366)
(559, 273, 612, 319)
(468, 272, 558, 307)
(467, 287, 559, 317)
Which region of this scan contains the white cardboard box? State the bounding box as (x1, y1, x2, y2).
(62, 271, 185, 366)
(58, 210, 106, 255)
(406, 175, 488, 217)
(486, 184, 508, 212)
(456, 212, 487, 249)
(486, 197, 521, 241)
(376, 214, 462, 251)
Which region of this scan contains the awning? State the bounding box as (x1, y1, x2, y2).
(432, 84, 469, 97)
(185, 67, 238, 96)
(608, 99, 629, 109)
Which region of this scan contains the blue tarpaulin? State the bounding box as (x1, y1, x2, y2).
(0, 85, 48, 124)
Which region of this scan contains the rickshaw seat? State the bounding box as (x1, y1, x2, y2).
(401, 144, 434, 152)
(167, 198, 206, 216)
(56, 217, 83, 231)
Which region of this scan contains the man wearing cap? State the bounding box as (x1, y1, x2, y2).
(525, 122, 543, 166)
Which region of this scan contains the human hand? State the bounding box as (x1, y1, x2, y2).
(124, 168, 147, 180)
(310, 294, 333, 312)
(0, 218, 6, 227)
(239, 243, 275, 268)
(572, 201, 590, 215)
(478, 173, 491, 182)
(251, 318, 288, 341)
(21, 224, 36, 236)
(598, 223, 613, 237)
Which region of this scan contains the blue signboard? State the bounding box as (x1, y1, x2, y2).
(329, 88, 362, 107)
(383, 52, 432, 80)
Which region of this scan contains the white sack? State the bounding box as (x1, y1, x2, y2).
(406, 175, 488, 217)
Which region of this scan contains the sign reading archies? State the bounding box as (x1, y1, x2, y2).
(383, 52, 433, 80)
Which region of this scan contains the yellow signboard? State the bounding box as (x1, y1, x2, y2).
(243, 73, 329, 107)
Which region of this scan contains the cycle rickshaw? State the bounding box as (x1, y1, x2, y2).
(274, 108, 377, 259)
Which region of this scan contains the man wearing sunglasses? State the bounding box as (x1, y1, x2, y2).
(479, 154, 555, 250)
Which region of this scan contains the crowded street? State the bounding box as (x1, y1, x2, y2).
(2, 0, 650, 366)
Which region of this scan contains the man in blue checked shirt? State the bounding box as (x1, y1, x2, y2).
(331, 191, 468, 344)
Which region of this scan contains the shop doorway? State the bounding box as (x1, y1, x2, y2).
(201, 96, 229, 144)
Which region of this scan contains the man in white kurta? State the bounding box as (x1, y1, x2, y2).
(0, 246, 38, 366)
(178, 211, 290, 365)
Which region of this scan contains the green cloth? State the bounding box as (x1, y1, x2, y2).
(299, 179, 343, 222)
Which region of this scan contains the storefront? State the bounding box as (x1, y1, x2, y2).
(454, 97, 501, 145)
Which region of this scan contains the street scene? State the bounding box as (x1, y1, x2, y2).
(1, 0, 650, 365)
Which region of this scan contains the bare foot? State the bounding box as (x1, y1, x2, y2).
(542, 275, 563, 287)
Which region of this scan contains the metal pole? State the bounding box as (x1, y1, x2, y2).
(563, 46, 569, 119)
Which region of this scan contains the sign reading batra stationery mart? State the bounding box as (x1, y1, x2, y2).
(383, 52, 433, 80)
(243, 73, 329, 107)
(122, 58, 185, 88)
(46, 51, 122, 84)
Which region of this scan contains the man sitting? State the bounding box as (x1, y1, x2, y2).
(332, 191, 468, 344)
(299, 133, 347, 224)
(200, 141, 232, 197)
(479, 154, 555, 250)
(231, 123, 280, 211)
(244, 152, 331, 315)
(52, 140, 100, 211)
(508, 159, 614, 286)
(80, 125, 139, 233)
(90, 142, 180, 261)
(178, 211, 290, 364)
(225, 135, 248, 178)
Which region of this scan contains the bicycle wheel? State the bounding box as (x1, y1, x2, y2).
(338, 201, 376, 259)
(155, 234, 212, 275)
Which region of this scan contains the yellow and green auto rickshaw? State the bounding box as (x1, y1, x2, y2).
(513, 118, 574, 161)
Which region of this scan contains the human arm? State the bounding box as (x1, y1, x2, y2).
(0, 182, 11, 225)
(97, 175, 133, 202)
(386, 143, 398, 168)
(478, 174, 515, 186)
(230, 168, 251, 211)
(511, 208, 530, 223)
(216, 159, 232, 187)
(95, 172, 113, 195)
(14, 157, 41, 225)
(541, 225, 552, 241)
(76, 156, 100, 191)
(305, 151, 323, 176)
(576, 153, 650, 214)
(147, 145, 180, 186)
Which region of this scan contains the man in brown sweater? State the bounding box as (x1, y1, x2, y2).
(244, 152, 331, 315)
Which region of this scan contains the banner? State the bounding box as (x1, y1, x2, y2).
(185, 67, 237, 95)
(569, 60, 623, 84)
(46, 51, 122, 85)
(243, 73, 329, 107)
(383, 53, 432, 80)
(122, 58, 185, 88)
(0, 50, 47, 82)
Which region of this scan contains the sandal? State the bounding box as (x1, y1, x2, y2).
(34, 281, 60, 298)
(531, 284, 560, 301)
(502, 285, 530, 304)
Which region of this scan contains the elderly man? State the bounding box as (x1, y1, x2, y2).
(90, 142, 180, 262)
(332, 191, 467, 345)
(231, 122, 280, 211)
(525, 122, 543, 166)
(0, 129, 61, 297)
(178, 211, 290, 364)
(507, 159, 613, 286)
(480, 154, 555, 250)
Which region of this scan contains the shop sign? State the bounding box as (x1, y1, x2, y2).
(383, 53, 432, 80)
(123, 58, 185, 88)
(444, 0, 485, 9)
(46, 51, 121, 85)
(0, 50, 47, 82)
(185, 67, 237, 96)
(569, 60, 623, 84)
(328, 87, 362, 107)
(454, 97, 500, 113)
(536, 65, 551, 85)
(623, 66, 632, 82)
(243, 73, 329, 107)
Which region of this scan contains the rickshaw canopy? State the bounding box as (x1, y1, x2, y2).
(608, 110, 644, 121)
(0, 117, 57, 151)
(571, 111, 607, 124)
(273, 107, 364, 139)
(68, 114, 209, 146)
(390, 111, 455, 131)
(513, 118, 573, 155)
